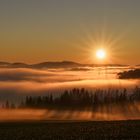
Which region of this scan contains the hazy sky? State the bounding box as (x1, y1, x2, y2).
(0, 0, 140, 64)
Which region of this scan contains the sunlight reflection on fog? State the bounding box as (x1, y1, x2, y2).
(0, 66, 140, 120)
(1, 103, 140, 121)
(0, 66, 139, 101)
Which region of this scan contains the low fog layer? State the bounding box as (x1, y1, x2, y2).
(0, 67, 140, 121)
(0, 104, 140, 121)
(0, 67, 139, 103)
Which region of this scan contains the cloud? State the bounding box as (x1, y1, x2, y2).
(0, 67, 139, 121)
(0, 68, 93, 83)
(0, 67, 139, 103)
(0, 103, 140, 121)
(0, 68, 57, 82)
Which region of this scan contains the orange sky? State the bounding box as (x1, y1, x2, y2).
(0, 0, 140, 64)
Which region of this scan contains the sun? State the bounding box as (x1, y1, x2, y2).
(96, 49, 106, 59)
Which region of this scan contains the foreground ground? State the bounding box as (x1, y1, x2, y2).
(0, 120, 140, 140)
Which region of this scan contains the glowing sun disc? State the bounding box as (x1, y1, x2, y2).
(96, 49, 106, 59)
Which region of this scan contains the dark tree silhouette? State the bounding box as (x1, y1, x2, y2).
(20, 87, 140, 110)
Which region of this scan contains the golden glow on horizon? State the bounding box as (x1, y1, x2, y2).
(96, 49, 106, 60)
(0, 1, 140, 65)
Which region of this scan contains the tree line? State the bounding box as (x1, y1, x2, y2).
(21, 87, 140, 110)
(2, 87, 140, 110)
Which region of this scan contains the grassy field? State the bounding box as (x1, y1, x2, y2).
(0, 120, 140, 140)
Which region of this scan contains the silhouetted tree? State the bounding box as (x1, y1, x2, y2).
(19, 87, 140, 110)
(5, 100, 10, 109)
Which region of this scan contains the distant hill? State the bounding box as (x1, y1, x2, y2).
(31, 61, 83, 68)
(10, 62, 30, 68)
(0, 62, 31, 69)
(0, 61, 128, 69)
(118, 69, 140, 79)
(0, 62, 11, 66)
